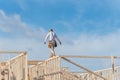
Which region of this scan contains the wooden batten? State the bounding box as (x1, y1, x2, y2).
(28, 60, 44, 65)
(0, 62, 6, 66)
(0, 60, 44, 66)
(0, 51, 28, 80)
(60, 55, 120, 59)
(61, 57, 107, 80)
(1, 51, 120, 80)
(0, 51, 27, 54)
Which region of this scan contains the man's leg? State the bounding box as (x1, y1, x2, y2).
(51, 46, 56, 56)
(49, 41, 56, 58)
(48, 42, 53, 57)
(50, 47, 53, 57)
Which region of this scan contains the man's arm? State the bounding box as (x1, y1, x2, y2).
(55, 33, 61, 45)
(44, 33, 49, 44)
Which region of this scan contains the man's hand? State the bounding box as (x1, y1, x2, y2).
(44, 42, 46, 44)
(60, 42, 62, 45)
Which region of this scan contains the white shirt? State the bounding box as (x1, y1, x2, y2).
(44, 31, 61, 44)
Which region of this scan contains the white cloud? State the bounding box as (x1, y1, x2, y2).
(53, 0, 120, 57)
(0, 37, 49, 60)
(0, 10, 48, 59)
(57, 29, 120, 56)
(0, 9, 46, 39)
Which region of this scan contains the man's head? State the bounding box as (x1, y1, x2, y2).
(50, 29, 53, 32)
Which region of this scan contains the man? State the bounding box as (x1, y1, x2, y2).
(44, 29, 61, 58)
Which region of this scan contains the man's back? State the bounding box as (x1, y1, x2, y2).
(44, 31, 61, 44)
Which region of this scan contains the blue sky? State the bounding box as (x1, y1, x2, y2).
(0, 0, 120, 60)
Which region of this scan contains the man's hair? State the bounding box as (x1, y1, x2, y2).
(50, 29, 53, 32)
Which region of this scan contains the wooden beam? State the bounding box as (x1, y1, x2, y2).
(28, 60, 44, 65)
(111, 56, 115, 73)
(111, 56, 115, 80)
(61, 57, 107, 80)
(60, 55, 120, 59)
(0, 62, 6, 66)
(0, 51, 26, 54)
(0, 60, 44, 66)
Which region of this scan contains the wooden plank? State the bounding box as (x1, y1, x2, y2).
(111, 56, 115, 80)
(60, 55, 120, 59)
(61, 57, 107, 80)
(111, 56, 115, 73)
(94, 66, 120, 72)
(28, 60, 44, 65)
(0, 51, 26, 54)
(0, 62, 6, 66)
(0, 60, 44, 66)
(25, 53, 28, 80)
(7, 53, 25, 63)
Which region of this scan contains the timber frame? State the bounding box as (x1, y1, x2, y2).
(29, 55, 120, 80)
(0, 51, 28, 80)
(0, 51, 120, 80)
